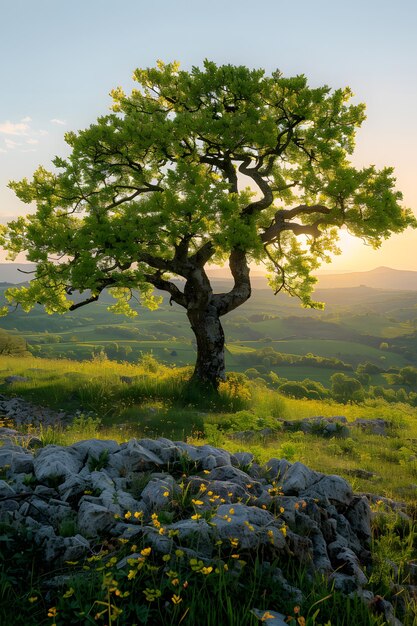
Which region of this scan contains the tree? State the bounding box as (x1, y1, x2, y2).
(1, 61, 415, 389)
(330, 373, 364, 404)
(0, 329, 29, 356)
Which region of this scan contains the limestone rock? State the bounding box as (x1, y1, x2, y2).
(108, 439, 163, 472)
(77, 500, 115, 537)
(34, 446, 82, 483)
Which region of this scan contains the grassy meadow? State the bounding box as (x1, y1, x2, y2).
(1, 354, 417, 504)
(2, 281, 417, 624)
(1, 354, 417, 623)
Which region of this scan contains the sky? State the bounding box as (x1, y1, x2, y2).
(0, 0, 416, 271)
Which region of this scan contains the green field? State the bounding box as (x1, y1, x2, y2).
(2, 283, 417, 399)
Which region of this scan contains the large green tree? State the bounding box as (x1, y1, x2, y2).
(1, 61, 415, 388)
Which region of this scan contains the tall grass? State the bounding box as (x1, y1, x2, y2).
(2, 355, 417, 624)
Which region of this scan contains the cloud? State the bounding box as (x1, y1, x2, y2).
(5, 138, 21, 149)
(26, 138, 39, 145)
(50, 118, 66, 126)
(0, 121, 30, 136)
(21, 116, 32, 123)
(0, 148, 7, 153)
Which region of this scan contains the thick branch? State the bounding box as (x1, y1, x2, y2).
(200, 154, 238, 193)
(239, 157, 274, 215)
(279, 204, 332, 220)
(138, 252, 176, 273)
(187, 241, 215, 268)
(261, 204, 332, 244)
(144, 273, 187, 308)
(213, 249, 251, 316)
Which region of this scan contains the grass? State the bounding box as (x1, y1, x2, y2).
(1, 354, 417, 503)
(0, 521, 388, 625)
(1, 354, 417, 623)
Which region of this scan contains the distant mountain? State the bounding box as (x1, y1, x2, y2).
(1, 263, 417, 291)
(0, 264, 36, 284)
(315, 267, 417, 291)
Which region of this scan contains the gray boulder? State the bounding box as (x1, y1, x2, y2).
(34, 446, 82, 483)
(108, 439, 163, 472)
(141, 474, 177, 510)
(77, 500, 116, 537)
(281, 461, 318, 494)
(302, 474, 353, 507)
(70, 438, 120, 463)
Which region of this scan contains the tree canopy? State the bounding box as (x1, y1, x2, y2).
(1, 60, 415, 387)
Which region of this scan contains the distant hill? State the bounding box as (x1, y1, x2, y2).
(315, 267, 417, 291)
(2, 263, 417, 291)
(0, 264, 36, 284)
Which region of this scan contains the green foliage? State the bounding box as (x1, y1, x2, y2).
(88, 448, 110, 472)
(279, 381, 312, 399)
(0, 328, 29, 356)
(1, 61, 414, 390)
(330, 372, 365, 404)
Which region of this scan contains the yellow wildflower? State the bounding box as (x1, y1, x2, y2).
(261, 611, 275, 621)
(143, 588, 162, 602)
(172, 594, 182, 604)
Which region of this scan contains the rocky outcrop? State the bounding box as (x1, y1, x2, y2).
(0, 439, 371, 576)
(0, 394, 68, 428)
(229, 415, 392, 442)
(0, 436, 403, 623)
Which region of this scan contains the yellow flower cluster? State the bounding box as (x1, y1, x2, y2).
(143, 588, 162, 602)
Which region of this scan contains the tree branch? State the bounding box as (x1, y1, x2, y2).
(261, 204, 332, 244)
(187, 241, 215, 268)
(144, 273, 187, 308)
(213, 249, 251, 316)
(238, 157, 274, 215)
(69, 294, 100, 311)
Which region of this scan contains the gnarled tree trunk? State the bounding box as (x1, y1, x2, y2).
(184, 249, 251, 391)
(187, 302, 226, 389)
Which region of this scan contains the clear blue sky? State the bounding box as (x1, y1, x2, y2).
(1, 0, 416, 269)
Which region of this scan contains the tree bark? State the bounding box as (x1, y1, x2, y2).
(187, 302, 226, 389)
(183, 250, 251, 391)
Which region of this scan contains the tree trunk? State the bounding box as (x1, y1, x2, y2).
(187, 302, 226, 390)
